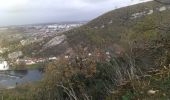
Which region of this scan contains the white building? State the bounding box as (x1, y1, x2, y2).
(49, 57, 58, 60)
(0, 61, 9, 70)
(25, 60, 36, 65)
(65, 56, 69, 59)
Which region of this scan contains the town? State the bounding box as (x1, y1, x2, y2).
(0, 22, 86, 70)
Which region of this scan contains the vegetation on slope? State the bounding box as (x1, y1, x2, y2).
(1, 1, 170, 100)
(1, 55, 170, 100)
(65, 1, 170, 69)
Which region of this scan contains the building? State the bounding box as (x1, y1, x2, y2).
(0, 61, 9, 70)
(25, 60, 36, 65)
(16, 58, 36, 65)
(49, 57, 58, 60)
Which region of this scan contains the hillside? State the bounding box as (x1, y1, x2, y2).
(3, 1, 168, 69)
(61, 1, 170, 69)
(66, 1, 169, 46)
(5, 1, 170, 59)
(1, 1, 170, 100)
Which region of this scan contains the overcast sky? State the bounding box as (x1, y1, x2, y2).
(0, 0, 152, 26)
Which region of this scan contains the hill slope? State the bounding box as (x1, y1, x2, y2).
(66, 1, 169, 46)
(30, 1, 170, 69)
(61, 1, 170, 68)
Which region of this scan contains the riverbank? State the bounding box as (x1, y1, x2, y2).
(10, 62, 46, 70)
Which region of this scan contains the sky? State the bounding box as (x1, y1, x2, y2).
(0, 0, 152, 26)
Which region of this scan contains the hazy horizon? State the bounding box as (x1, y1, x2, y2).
(0, 0, 152, 26)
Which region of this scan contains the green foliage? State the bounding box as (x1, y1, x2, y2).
(122, 91, 135, 100)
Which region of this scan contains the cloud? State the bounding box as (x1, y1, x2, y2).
(0, 0, 151, 13)
(0, 0, 152, 26)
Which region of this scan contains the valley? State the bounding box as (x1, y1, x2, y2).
(0, 22, 85, 70)
(0, 0, 170, 99)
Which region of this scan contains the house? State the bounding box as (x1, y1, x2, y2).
(0, 61, 9, 70)
(65, 56, 69, 59)
(36, 58, 46, 63)
(25, 60, 36, 65)
(16, 58, 36, 65)
(16, 59, 25, 65)
(49, 57, 58, 60)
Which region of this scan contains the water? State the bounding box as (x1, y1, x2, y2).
(0, 69, 43, 89)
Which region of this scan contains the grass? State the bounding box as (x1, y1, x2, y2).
(24, 63, 44, 69)
(0, 82, 41, 100)
(11, 63, 45, 70)
(106, 65, 170, 100)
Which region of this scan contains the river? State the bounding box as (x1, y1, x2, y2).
(0, 69, 43, 89)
